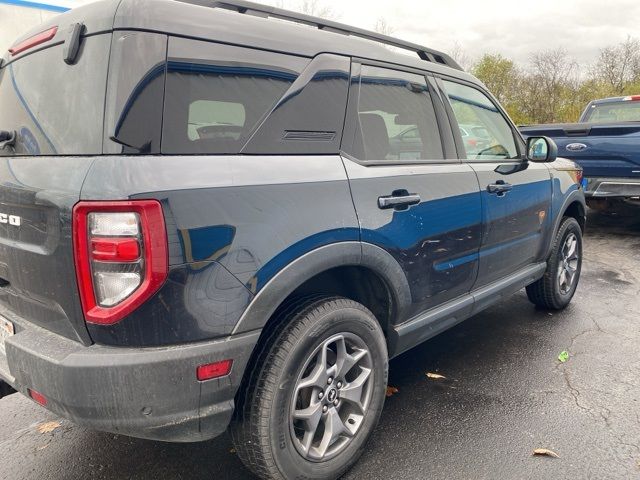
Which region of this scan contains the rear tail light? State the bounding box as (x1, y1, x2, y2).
(623, 95, 640, 101)
(73, 201, 168, 325)
(8, 26, 58, 56)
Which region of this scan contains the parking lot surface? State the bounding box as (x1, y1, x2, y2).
(1, 208, 639, 479)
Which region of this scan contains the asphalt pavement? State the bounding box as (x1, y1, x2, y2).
(1, 207, 639, 479)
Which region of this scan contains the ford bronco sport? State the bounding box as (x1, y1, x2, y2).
(0, 1, 586, 478)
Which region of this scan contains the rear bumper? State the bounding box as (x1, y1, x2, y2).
(0, 317, 259, 442)
(585, 177, 640, 198)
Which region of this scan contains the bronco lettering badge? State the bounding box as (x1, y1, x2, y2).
(0, 213, 21, 226)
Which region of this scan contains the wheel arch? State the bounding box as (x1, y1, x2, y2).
(546, 190, 586, 259)
(231, 242, 411, 337)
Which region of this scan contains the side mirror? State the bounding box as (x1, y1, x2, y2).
(526, 136, 557, 162)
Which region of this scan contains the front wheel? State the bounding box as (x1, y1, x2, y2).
(526, 217, 583, 310)
(231, 297, 388, 480)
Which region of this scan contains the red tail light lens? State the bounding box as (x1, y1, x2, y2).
(9, 26, 58, 56)
(73, 201, 168, 325)
(624, 95, 640, 101)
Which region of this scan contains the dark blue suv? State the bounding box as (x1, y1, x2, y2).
(0, 1, 585, 478)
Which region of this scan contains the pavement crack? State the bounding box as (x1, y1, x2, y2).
(559, 367, 590, 415)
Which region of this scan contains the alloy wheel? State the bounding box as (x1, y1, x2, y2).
(558, 232, 580, 294)
(289, 332, 373, 462)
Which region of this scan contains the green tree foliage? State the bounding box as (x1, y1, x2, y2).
(471, 38, 640, 125)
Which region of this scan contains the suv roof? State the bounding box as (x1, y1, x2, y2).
(4, 0, 478, 84)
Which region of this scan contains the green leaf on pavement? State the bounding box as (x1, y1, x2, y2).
(558, 351, 569, 363)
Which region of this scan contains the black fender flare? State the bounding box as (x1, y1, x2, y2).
(545, 189, 586, 259)
(231, 242, 412, 335)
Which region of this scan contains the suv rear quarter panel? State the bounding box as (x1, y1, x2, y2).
(81, 155, 359, 346)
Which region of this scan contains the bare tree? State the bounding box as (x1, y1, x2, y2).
(449, 41, 473, 71)
(592, 36, 640, 93)
(374, 17, 394, 36)
(299, 0, 336, 18)
(522, 48, 579, 123)
(275, 0, 336, 18)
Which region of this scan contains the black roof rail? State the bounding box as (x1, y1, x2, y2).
(181, 0, 463, 71)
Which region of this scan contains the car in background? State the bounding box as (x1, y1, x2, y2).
(520, 95, 640, 211)
(390, 124, 490, 158)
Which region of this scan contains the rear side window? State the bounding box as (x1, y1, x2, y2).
(162, 38, 307, 155)
(345, 65, 444, 162)
(103, 32, 167, 155)
(442, 80, 518, 160)
(0, 34, 110, 156)
(582, 100, 640, 122)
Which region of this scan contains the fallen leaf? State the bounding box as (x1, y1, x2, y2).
(385, 386, 399, 397)
(37, 421, 61, 434)
(533, 448, 560, 458)
(558, 351, 569, 363)
(426, 372, 447, 380)
(229, 447, 236, 454)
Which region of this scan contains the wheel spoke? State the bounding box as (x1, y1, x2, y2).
(294, 401, 324, 456)
(294, 401, 323, 432)
(296, 343, 329, 392)
(340, 367, 371, 414)
(566, 236, 577, 259)
(314, 408, 349, 458)
(565, 269, 574, 286)
(558, 269, 567, 288)
(337, 347, 367, 380)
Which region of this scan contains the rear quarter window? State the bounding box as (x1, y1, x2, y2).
(162, 38, 308, 155)
(0, 34, 110, 156)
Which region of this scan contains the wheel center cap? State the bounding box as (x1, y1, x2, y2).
(327, 388, 337, 403)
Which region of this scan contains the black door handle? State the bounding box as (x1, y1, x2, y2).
(487, 180, 513, 196)
(378, 190, 421, 210)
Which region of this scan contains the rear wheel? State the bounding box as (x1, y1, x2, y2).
(526, 217, 583, 310)
(231, 297, 388, 480)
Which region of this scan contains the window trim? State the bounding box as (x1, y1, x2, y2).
(340, 60, 459, 166)
(433, 74, 526, 163)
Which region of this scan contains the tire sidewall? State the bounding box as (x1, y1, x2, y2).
(268, 303, 388, 480)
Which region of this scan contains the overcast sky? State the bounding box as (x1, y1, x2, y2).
(11, 0, 640, 69)
(270, 0, 640, 69)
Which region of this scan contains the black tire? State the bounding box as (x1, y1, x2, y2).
(526, 217, 583, 310)
(230, 297, 388, 480)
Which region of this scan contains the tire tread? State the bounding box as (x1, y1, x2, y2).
(230, 296, 379, 480)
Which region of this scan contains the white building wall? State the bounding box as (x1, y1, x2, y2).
(0, 5, 60, 53)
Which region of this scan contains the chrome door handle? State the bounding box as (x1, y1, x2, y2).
(378, 191, 421, 210)
(487, 181, 513, 196)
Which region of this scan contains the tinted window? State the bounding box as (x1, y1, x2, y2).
(0, 35, 110, 156)
(347, 65, 443, 162)
(162, 38, 307, 155)
(242, 54, 350, 155)
(104, 32, 167, 155)
(442, 80, 518, 160)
